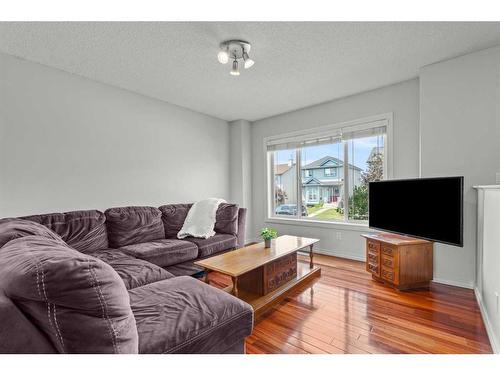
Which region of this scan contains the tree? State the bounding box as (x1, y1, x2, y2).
(361, 152, 383, 185)
(349, 185, 368, 220)
(349, 152, 383, 220)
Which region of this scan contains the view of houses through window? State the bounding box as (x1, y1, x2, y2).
(270, 125, 386, 223)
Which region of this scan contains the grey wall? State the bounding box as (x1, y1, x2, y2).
(0, 53, 230, 216)
(250, 79, 420, 259)
(229, 119, 252, 233)
(420, 46, 500, 288)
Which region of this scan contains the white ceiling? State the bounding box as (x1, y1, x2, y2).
(1, 22, 500, 121)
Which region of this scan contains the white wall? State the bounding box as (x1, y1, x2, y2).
(250, 79, 420, 258)
(0, 53, 230, 217)
(419, 46, 500, 288)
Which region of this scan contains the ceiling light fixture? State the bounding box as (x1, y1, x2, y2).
(217, 40, 254, 76)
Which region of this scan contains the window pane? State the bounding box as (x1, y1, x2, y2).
(347, 134, 385, 222)
(272, 149, 298, 217)
(300, 142, 344, 222)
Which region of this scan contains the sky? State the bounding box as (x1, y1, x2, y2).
(275, 135, 384, 172)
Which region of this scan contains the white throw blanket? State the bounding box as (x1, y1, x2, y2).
(177, 198, 226, 239)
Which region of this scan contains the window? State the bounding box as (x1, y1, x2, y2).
(266, 116, 389, 225)
(271, 149, 297, 217)
(324, 168, 336, 177)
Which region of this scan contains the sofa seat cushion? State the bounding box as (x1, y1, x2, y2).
(118, 239, 198, 267)
(183, 234, 237, 258)
(105, 206, 165, 248)
(0, 218, 65, 248)
(20, 210, 108, 252)
(129, 276, 253, 353)
(164, 259, 204, 277)
(86, 249, 174, 290)
(0, 236, 138, 353)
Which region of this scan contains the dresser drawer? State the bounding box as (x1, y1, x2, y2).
(381, 266, 394, 282)
(381, 254, 395, 269)
(367, 240, 380, 252)
(381, 245, 396, 257)
(367, 263, 380, 277)
(367, 252, 379, 264)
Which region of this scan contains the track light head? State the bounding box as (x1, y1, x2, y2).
(230, 59, 240, 76)
(243, 51, 254, 69)
(217, 49, 229, 64)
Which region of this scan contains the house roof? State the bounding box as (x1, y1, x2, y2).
(302, 155, 362, 171)
(275, 163, 293, 175)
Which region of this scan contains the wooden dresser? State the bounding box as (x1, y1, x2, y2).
(361, 232, 433, 290)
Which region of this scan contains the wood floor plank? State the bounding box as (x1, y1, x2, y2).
(209, 254, 493, 354)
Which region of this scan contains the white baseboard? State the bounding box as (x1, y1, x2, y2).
(245, 237, 260, 245)
(296, 248, 365, 262)
(431, 277, 474, 289)
(474, 287, 499, 353)
(314, 248, 365, 262)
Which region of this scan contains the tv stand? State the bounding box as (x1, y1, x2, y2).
(361, 232, 433, 290)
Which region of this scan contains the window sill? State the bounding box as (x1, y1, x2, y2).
(265, 217, 370, 232)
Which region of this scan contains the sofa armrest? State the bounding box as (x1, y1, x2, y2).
(236, 208, 247, 248)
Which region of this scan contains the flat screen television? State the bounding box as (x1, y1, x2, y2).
(368, 177, 464, 246)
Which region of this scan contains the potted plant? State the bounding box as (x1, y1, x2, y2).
(260, 227, 278, 248)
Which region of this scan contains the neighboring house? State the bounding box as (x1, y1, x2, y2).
(274, 163, 292, 190)
(301, 156, 362, 205)
(274, 162, 297, 204)
(276, 155, 362, 207)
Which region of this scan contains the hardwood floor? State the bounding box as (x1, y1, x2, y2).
(207, 254, 492, 354)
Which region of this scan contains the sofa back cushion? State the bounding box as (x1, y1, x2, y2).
(0, 235, 138, 353)
(105, 206, 164, 248)
(0, 218, 65, 248)
(159, 204, 192, 238)
(214, 203, 239, 236)
(20, 210, 108, 253)
(159, 203, 239, 238)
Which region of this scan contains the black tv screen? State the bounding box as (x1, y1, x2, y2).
(369, 177, 464, 246)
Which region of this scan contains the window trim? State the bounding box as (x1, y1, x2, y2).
(264, 113, 393, 227)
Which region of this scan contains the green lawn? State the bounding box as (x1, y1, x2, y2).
(313, 208, 344, 221)
(306, 205, 324, 215)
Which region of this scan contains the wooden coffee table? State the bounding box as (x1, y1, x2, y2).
(195, 235, 321, 320)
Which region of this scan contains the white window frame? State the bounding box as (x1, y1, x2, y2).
(265, 113, 393, 229)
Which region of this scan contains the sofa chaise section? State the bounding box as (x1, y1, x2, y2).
(129, 276, 253, 354)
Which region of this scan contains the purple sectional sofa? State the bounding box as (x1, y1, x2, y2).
(0, 204, 253, 354)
